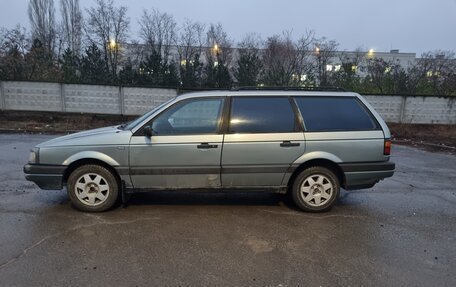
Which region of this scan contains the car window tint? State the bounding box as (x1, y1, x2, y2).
(229, 97, 295, 133)
(294, 97, 378, 131)
(152, 98, 223, 135)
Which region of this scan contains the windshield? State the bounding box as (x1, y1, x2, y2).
(123, 98, 175, 130)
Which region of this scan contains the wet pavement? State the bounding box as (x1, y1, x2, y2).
(0, 133, 455, 286)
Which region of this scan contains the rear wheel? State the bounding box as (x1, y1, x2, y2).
(67, 164, 119, 212)
(291, 166, 340, 212)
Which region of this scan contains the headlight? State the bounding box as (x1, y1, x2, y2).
(28, 148, 40, 164)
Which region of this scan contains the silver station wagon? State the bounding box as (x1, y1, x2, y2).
(24, 89, 395, 212)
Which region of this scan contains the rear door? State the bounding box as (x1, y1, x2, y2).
(129, 97, 225, 189)
(221, 96, 305, 187)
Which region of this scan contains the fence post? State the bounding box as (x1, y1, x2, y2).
(0, 81, 4, 110)
(119, 86, 125, 115)
(399, 95, 407, 123)
(60, 83, 66, 112)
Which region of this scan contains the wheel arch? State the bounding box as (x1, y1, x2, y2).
(287, 158, 346, 191)
(63, 158, 121, 187)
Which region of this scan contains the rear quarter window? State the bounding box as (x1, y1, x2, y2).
(294, 96, 379, 132)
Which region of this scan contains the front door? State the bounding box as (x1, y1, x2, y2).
(129, 97, 225, 189)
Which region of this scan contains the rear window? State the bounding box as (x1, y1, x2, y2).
(229, 97, 296, 133)
(294, 97, 379, 132)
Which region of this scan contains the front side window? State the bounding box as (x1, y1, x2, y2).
(150, 98, 223, 135)
(229, 97, 296, 133)
(294, 97, 379, 132)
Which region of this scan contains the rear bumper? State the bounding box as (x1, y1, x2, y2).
(340, 161, 395, 190)
(24, 164, 66, 190)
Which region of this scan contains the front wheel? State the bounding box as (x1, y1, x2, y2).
(291, 166, 340, 212)
(67, 164, 119, 212)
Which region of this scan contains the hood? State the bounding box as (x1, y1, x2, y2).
(37, 126, 132, 147)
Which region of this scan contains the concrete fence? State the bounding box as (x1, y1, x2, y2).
(0, 81, 177, 116)
(0, 81, 455, 124)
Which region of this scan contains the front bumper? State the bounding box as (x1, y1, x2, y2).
(340, 161, 395, 190)
(24, 164, 66, 190)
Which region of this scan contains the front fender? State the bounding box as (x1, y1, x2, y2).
(62, 151, 120, 166)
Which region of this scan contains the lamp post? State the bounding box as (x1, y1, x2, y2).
(315, 47, 322, 86)
(211, 43, 221, 87)
(107, 39, 119, 76)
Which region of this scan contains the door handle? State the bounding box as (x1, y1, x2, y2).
(197, 143, 218, 149)
(280, 141, 300, 147)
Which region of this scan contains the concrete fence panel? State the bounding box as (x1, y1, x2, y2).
(402, 96, 456, 124)
(2, 81, 61, 112)
(363, 95, 404, 123)
(123, 87, 177, 115)
(64, 84, 121, 114)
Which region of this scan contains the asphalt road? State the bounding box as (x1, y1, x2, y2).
(0, 133, 455, 286)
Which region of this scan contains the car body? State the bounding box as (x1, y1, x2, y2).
(24, 90, 395, 212)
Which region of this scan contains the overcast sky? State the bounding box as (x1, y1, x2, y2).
(1, 0, 455, 55)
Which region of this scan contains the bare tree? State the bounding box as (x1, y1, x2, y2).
(0, 25, 30, 80)
(294, 31, 317, 84)
(60, 0, 82, 53)
(430, 51, 456, 96)
(204, 23, 233, 88)
(126, 39, 147, 68)
(365, 57, 407, 94)
(0, 25, 30, 56)
(177, 19, 205, 64)
(407, 50, 456, 95)
(233, 33, 263, 86)
(314, 37, 339, 85)
(338, 47, 365, 73)
(176, 19, 205, 87)
(206, 23, 232, 65)
(330, 47, 365, 89)
(85, 0, 130, 76)
(139, 8, 177, 60)
(28, 0, 56, 57)
(262, 30, 315, 86)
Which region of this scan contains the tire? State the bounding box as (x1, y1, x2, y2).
(67, 164, 119, 212)
(291, 166, 340, 212)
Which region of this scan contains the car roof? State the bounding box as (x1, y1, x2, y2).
(176, 90, 360, 100)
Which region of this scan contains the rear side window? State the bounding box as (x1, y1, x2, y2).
(294, 97, 379, 132)
(229, 97, 296, 133)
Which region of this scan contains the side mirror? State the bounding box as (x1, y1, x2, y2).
(143, 126, 153, 137)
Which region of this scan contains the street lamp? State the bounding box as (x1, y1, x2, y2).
(212, 43, 221, 67)
(212, 43, 220, 58)
(368, 48, 375, 57)
(109, 39, 117, 50)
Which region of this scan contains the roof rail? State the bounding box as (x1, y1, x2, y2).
(232, 86, 347, 92)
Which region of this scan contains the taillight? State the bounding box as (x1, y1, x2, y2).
(384, 139, 391, 155)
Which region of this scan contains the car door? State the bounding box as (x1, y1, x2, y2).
(129, 97, 225, 189)
(221, 96, 305, 187)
